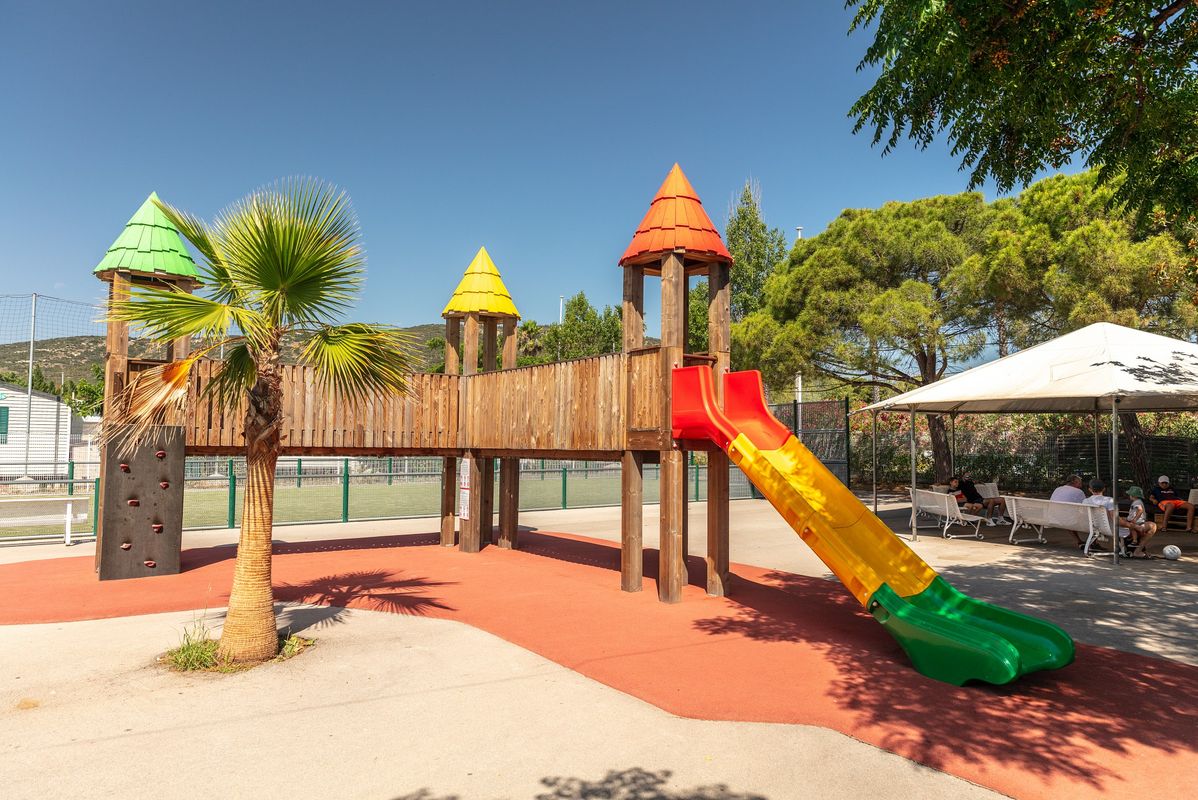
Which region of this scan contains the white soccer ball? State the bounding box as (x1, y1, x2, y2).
(1162, 544, 1182, 561)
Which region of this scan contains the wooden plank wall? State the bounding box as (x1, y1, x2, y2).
(461, 352, 626, 452)
(178, 348, 665, 455)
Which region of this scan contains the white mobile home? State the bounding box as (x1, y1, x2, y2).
(0, 382, 73, 478)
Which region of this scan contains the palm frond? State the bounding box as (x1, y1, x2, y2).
(213, 178, 364, 328)
(152, 197, 243, 305)
(205, 342, 257, 409)
(100, 351, 207, 454)
(301, 323, 419, 403)
(109, 284, 269, 345)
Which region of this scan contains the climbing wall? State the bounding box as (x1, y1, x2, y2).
(97, 426, 185, 581)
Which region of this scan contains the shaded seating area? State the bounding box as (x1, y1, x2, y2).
(862, 322, 1198, 562)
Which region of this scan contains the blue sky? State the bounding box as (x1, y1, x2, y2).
(0, 1, 1072, 331)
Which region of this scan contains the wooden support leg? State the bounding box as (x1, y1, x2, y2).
(680, 448, 689, 586)
(460, 453, 484, 553)
(621, 451, 644, 592)
(658, 449, 685, 603)
(706, 450, 730, 596)
(480, 457, 495, 545)
(440, 457, 457, 547)
(498, 457, 519, 549)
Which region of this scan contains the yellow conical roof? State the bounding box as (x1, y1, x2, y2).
(441, 246, 520, 318)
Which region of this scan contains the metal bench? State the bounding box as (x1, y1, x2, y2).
(1004, 496, 1115, 553)
(911, 488, 987, 539)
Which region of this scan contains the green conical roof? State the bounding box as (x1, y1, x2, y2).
(94, 192, 199, 279)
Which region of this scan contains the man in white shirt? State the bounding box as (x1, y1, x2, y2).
(1050, 474, 1086, 504)
(1049, 474, 1087, 547)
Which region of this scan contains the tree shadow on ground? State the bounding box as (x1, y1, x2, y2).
(271, 569, 454, 630)
(389, 767, 767, 800)
(692, 568, 1198, 789)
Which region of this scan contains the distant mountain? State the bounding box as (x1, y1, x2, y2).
(0, 323, 450, 384)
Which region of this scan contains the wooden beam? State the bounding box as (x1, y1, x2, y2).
(706, 450, 730, 596)
(480, 455, 495, 545)
(440, 457, 457, 547)
(660, 252, 685, 349)
(460, 452, 484, 553)
(96, 271, 131, 570)
(501, 318, 517, 369)
(498, 457, 519, 549)
(622, 265, 644, 351)
(444, 318, 461, 375)
(658, 448, 685, 603)
(462, 313, 480, 375)
(708, 262, 731, 389)
(483, 318, 498, 373)
(621, 450, 643, 592)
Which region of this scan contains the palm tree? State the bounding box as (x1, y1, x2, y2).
(109, 179, 418, 662)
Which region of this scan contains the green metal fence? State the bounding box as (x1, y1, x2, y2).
(2, 457, 758, 540)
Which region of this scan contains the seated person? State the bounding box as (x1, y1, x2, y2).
(945, 476, 982, 515)
(1049, 474, 1087, 547)
(1082, 479, 1124, 553)
(1149, 475, 1195, 532)
(1125, 486, 1159, 558)
(957, 473, 1008, 522)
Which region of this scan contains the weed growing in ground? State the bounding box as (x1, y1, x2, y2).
(161, 618, 315, 673)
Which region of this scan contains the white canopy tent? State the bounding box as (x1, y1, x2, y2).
(860, 322, 1198, 560)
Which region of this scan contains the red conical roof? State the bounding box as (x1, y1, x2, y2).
(619, 164, 732, 267)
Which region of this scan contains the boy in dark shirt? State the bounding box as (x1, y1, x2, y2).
(1149, 475, 1194, 531)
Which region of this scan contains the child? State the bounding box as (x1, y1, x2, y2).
(1082, 479, 1122, 553)
(1124, 486, 1158, 558)
(946, 476, 983, 515)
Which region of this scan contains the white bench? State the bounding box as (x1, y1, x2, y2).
(975, 482, 1000, 499)
(911, 488, 987, 539)
(1004, 496, 1115, 553)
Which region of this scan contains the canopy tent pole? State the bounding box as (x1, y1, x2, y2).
(1093, 412, 1101, 481)
(949, 413, 957, 476)
(871, 411, 878, 514)
(909, 409, 918, 541)
(1111, 398, 1120, 565)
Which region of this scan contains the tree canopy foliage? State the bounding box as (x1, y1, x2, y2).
(848, 1, 1198, 231)
(735, 169, 1198, 480)
(724, 180, 788, 321)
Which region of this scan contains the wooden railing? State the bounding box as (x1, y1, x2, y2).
(460, 352, 626, 452)
(180, 347, 670, 455)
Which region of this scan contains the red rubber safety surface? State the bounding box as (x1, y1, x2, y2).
(2, 531, 1195, 799)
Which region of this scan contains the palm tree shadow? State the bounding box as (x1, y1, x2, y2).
(692, 569, 1198, 790)
(273, 569, 455, 630)
(388, 767, 767, 800)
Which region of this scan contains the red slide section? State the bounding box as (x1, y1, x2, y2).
(671, 366, 790, 451)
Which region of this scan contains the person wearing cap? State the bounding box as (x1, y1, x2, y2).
(1125, 486, 1159, 557)
(1149, 475, 1194, 532)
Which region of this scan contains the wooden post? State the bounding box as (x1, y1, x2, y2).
(706, 261, 731, 596)
(478, 317, 498, 544)
(620, 264, 645, 590)
(483, 318, 498, 373)
(498, 317, 519, 549)
(440, 318, 461, 546)
(658, 251, 687, 602)
(459, 313, 482, 550)
(95, 271, 130, 569)
(461, 450, 484, 553)
(620, 450, 643, 591)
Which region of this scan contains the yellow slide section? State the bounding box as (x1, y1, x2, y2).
(727, 433, 937, 606)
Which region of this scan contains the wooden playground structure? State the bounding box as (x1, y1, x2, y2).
(95, 165, 734, 602)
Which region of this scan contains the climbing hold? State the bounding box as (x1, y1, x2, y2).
(120, 542, 132, 550)
(151, 523, 164, 533)
(155, 450, 166, 459)
(127, 499, 140, 507)
(159, 481, 170, 489)
(143, 560, 156, 568)
(119, 463, 130, 472)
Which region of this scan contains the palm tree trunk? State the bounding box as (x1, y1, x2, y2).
(219, 358, 282, 663)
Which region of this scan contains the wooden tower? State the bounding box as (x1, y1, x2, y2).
(440, 246, 521, 552)
(619, 164, 733, 602)
(93, 192, 200, 579)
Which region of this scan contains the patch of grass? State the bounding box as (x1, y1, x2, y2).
(161, 619, 315, 673)
(275, 633, 315, 661)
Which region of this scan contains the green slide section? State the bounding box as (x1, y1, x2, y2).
(868, 578, 1075, 686)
